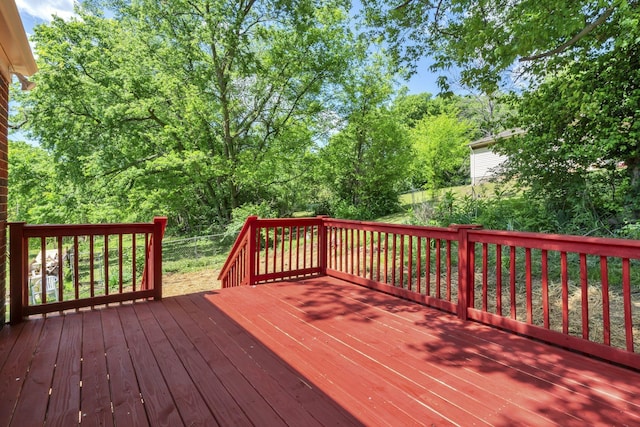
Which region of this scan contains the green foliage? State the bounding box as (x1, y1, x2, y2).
(410, 110, 474, 190)
(18, 0, 357, 230)
(498, 23, 640, 226)
(410, 185, 623, 237)
(7, 141, 90, 224)
(364, 1, 633, 93)
(365, 0, 640, 232)
(224, 202, 278, 240)
(391, 92, 445, 127)
(317, 56, 413, 220)
(320, 105, 412, 219)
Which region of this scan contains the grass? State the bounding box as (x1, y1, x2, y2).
(399, 182, 500, 207)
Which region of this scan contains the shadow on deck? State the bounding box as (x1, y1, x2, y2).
(1, 277, 639, 426)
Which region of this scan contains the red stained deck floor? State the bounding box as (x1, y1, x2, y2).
(1, 276, 639, 426)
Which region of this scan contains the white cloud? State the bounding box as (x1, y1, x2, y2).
(16, 0, 76, 22)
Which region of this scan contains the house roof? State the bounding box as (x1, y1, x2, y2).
(0, 0, 38, 82)
(469, 128, 525, 150)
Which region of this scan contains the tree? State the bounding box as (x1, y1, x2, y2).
(8, 141, 68, 224)
(365, 0, 640, 227)
(410, 111, 474, 190)
(363, 1, 635, 93)
(19, 0, 356, 229)
(318, 57, 413, 219)
(391, 92, 445, 128)
(499, 38, 640, 223)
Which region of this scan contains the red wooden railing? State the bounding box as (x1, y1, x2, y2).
(218, 216, 324, 287)
(220, 216, 640, 370)
(9, 217, 167, 323)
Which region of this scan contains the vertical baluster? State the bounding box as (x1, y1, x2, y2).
(74, 236, 79, 301)
(416, 237, 422, 294)
(580, 253, 589, 339)
(446, 240, 452, 301)
(57, 236, 64, 302)
(265, 227, 270, 275)
(435, 239, 441, 299)
(303, 226, 308, 271)
(356, 229, 360, 277)
(362, 231, 368, 278)
(132, 234, 137, 292)
(339, 228, 343, 272)
(331, 227, 335, 272)
(510, 246, 516, 319)
(105, 235, 110, 296)
(399, 235, 405, 288)
(407, 235, 413, 291)
(526, 248, 532, 324)
(426, 238, 431, 296)
(90, 235, 95, 297)
(327, 227, 332, 270)
(482, 243, 488, 311)
(541, 249, 549, 329)
(119, 234, 124, 294)
(561, 251, 569, 334)
(369, 230, 374, 280)
(310, 225, 315, 269)
(376, 231, 381, 281)
(600, 256, 610, 346)
(360, 231, 365, 277)
(407, 235, 415, 291)
(256, 228, 262, 278)
(288, 226, 293, 272)
(350, 228, 354, 275)
(273, 227, 278, 276)
(384, 233, 389, 284)
(469, 240, 475, 308)
(622, 258, 634, 352)
(392, 234, 397, 286)
(281, 227, 285, 273)
(496, 245, 502, 316)
(40, 237, 47, 303)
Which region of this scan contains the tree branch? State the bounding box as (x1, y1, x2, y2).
(9, 119, 28, 130)
(519, 5, 617, 62)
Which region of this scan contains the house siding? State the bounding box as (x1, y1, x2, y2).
(470, 146, 508, 185)
(0, 74, 7, 327)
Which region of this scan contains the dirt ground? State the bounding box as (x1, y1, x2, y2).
(162, 269, 221, 297)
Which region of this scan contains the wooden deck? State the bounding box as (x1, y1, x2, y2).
(1, 277, 639, 426)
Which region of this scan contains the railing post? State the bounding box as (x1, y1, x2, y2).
(152, 217, 167, 300)
(317, 216, 329, 276)
(452, 224, 482, 321)
(9, 222, 26, 324)
(247, 216, 258, 286)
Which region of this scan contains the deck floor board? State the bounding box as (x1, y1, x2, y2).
(274, 282, 628, 423)
(79, 310, 113, 427)
(255, 283, 557, 425)
(2, 276, 640, 426)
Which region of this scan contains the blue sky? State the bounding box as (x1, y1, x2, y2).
(14, 0, 442, 95)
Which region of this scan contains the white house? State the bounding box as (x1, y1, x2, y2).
(469, 129, 524, 185)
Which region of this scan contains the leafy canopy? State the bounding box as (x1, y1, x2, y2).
(364, 0, 636, 93)
(19, 0, 357, 230)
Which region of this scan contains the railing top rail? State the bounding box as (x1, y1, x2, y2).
(255, 217, 324, 228)
(12, 222, 157, 238)
(217, 216, 257, 281)
(468, 228, 640, 258)
(323, 218, 459, 239)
